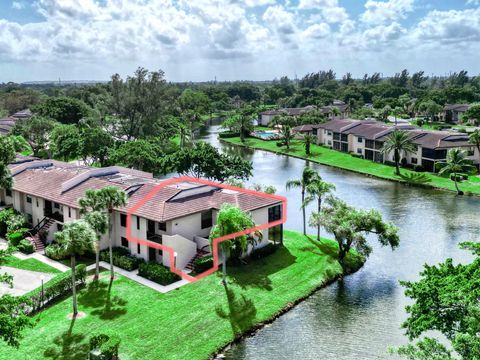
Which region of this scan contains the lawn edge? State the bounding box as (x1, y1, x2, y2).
(220, 137, 480, 197)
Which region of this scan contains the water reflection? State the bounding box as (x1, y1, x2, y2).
(199, 126, 476, 360)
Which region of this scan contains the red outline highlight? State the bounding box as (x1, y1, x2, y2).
(125, 176, 287, 283)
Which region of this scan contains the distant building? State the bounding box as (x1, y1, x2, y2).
(441, 104, 470, 123)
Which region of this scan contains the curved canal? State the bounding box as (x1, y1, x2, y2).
(199, 125, 477, 360)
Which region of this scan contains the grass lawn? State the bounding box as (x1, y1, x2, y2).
(2, 256, 60, 274)
(58, 256, 95, 267)
(221, 136, 480, 195)
(0, 230, 361, 360)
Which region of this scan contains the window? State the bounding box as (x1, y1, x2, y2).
(468, 149, 475, 156)
(121, 237, 128, 247)
(137, 244, 141, 254)
(357, 148, 362, 154)
(312, 128, 318, 135)
(68, 207, 71, 218)
(333, 133, 340, 141)
(328, 131, 332, 136)
(36, 199, 39, 207)
(201, 211, 213, 229)
(358, 137, 363, 143)
(53, 202, 60, 209)
(158, 222, 166, 231)
(327, 140, 332, 145)
(120, 214, 127, 227)
(5, 189, 12, 197)
(26, 196, 32, 204)
(411, 157, 418, 164)
(137, 216, 140, 230)
(341, 134, 348, 142)
(268, 205, 282, 223)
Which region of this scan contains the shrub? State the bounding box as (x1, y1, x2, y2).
(45, 244, 68, 260)
(218, 131, 240, 139)
(26, 264, 86, 313)
(7, 230, 25, 247)
(276, 141, 284, 147)
(100, 247, 144, 271)
(350, 153, 363, 159)
(193, 255, 213, 273)
(0, 208, 16, 237)
(251, 243, 278, 260)
(90, 333, 121, 360)
(138, 262, 180, 285)
(413, 165, 425, 172)
(17, 239, 34, 254)
(450, 174, 464, 182)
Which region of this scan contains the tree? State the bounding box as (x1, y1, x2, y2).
(463, 103, 480, 124)
(304, 178, 335, 241)
(250, 183, 276, 194)
(438, 149, 475, 195)
(32, 97, 90, 124)
(381, 130, 416, 175)
(236, 105, 256, 143)
(167, 142, 252, 182)
(178, 89, 211, 138)
(50, 124, 80, 161)
(55, 220, 96, 316)
(79, 189, 108, 281)
(279, 124, 293, 149)
(0, 295, 32, 348)
(394, 242, 480, 360)
(418, 100, 442, 122)
(7, 135, 30, 154)
(95, 187, 128, 281)
(0, 136, 16, 190)
(79, 127, 114, 167)
(286, 167, 320, 235)
(301, 133, 317, 156)
(13, 116, 56, 157)
(468, 129, 480, 168)
(310, 196, 399, 271)
(209, 204, 259, 284)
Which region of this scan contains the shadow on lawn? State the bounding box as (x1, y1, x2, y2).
(44, 318, 89, 360)
(78, 280, 127, 320)
(215, 284, 257, 336)
(229, 245, 296, 291)
(399, 172, 432, 185)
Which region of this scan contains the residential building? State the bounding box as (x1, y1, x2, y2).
(441, 104, 470, 123)
(0, 157, 283, 270)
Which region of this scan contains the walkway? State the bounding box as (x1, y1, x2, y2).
(87, 261, 190, 294)
(0, 266, 55, 296)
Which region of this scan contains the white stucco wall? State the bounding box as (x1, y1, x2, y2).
(162, 234, 197, 269)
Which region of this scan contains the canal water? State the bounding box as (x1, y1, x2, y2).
(199, 125, 477, 360)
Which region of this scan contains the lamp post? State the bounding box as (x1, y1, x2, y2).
(39, 275, 45, 306)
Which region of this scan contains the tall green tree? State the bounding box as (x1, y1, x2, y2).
(438, 149, 475, 195)
(0, 136, 16, 190)
(463, 103, 480, 124)
(55, 220, 96, 316)
(96, 187, 128, 281)
(304, 177, 335, 241)
(235, 105, 256, 143)
(209, 204, 259, 284)
(301, 133, 317, 156)
(381, 130, 416, 175)
(310, 196, 399, 271)
(13, 116, 56, 157)
(79, 189, 108, 281)
(286, 167, 320, 235)
(50, 124, 80, 161)
(394, 242, 480, 360)
(32, 96, 90, 124)
(79, 127, 114, 166)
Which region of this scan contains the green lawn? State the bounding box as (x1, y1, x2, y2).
(2, 256, 60, 274)
(221, 136, 480, 195)
(0, 231, 361, 360)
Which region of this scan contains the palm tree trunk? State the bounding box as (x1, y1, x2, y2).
(108, 210, 114, 280)
(394, 149, 400, 175)
(71, 255, 77, 316)
(301, 188, 306, 235)
(317, 197, 321, 241)
(454, 172, 460, 195)
(222, 251, 227, 284)
(94, 237, 100, 281)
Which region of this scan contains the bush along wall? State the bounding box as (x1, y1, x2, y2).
(26, 264, 86, 313)
(138, 262, 180, 285)
(193, 255, 213, 273)
(100, 247, 144, 271)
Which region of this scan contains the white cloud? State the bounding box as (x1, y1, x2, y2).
(467, 0, 480, 6)
(361, 0, 415, 25)
(263, 5, 296, 35)
(242, 0, 276, 7)
(302, 23, 330, 39)
(11, 1, 25, 10)
(298, 0, 338, 9)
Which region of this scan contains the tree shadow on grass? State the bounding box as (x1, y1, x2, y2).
(44, 317, 89, 360)
(215, 284, 257, 337)
(229, 245, 296, 291)
(399, 172, 432, 185)
(78, 280, 127, 320)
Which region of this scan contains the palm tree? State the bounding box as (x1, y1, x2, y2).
(55, 220, 96, 317)
(280, 125, 293, 149)
(79, 189, 107, 281)
(178, 122, 192, 148)
(438, 149, 475, 195)
(469, 130, 480, 173)
(286, 167, 320, 235)
(381, 130, 416, 176)
(304, 178, 336, 241)
(237, 106, 256, 143)
(301, 133, 317, 156)
(97, 186, 128, 281)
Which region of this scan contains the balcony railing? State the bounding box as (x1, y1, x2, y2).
(44, 209, 64, 223)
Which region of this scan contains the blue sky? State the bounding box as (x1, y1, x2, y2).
(0, 0, 479, 82)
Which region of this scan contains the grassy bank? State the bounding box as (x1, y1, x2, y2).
(221, 136, 480, 195)
(2, 256, 60, 274)
(0, 230, 361, 360)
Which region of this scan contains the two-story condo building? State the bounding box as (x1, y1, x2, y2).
(0, 157, 283, 270)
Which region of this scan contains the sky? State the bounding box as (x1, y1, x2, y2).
(0, 0, 480, 82)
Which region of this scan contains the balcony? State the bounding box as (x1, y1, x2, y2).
(44, 209, 64, 223)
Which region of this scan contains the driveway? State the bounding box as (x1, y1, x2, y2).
(0, 266, 55, 296)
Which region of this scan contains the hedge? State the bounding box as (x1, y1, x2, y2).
(218, 131, 240, 139)
(89, 333, 121, 360)
(7, 231, 24, 247)
(193, 255, 213, 273)
(26, 264, 86, 313)
(17, 239, 34, 254)
(138, 262, 180, 285)
(100, 247, 144, 271)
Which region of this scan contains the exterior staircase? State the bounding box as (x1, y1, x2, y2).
(185, 249, 210, 271)
(25, 218, 56, 252)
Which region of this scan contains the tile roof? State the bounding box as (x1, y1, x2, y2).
(444, 104, 470, 112)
